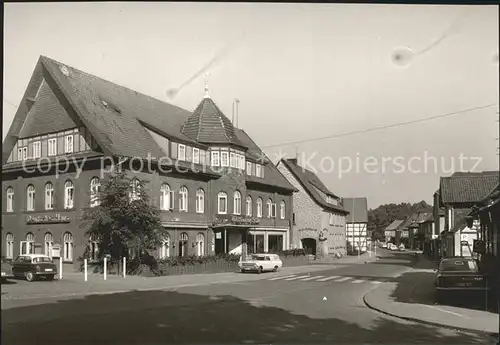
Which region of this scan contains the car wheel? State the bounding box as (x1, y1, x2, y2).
(257, 266, 262, 274)
(46, 275, 55, 281)
(273, 266, 278, 272)
(25, 272, 35, 282)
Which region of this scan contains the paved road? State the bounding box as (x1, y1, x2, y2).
(1, 251, 494, 344)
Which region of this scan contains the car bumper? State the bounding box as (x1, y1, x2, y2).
(436, 287, 489, 292)
(35, 270, 56, 275)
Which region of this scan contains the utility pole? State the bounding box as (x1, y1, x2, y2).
(496, 110, 499, 345)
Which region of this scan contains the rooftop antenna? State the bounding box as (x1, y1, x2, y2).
(235, 98, 240, 128)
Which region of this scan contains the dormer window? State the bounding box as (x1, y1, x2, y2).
(65, 135, 74, 153)
(221, 151, 229, 167)
(192, 148, 200, 164)
(256, 164, 262, 177)
(178, 144, 186, 161)
(211, 151, 220, 167)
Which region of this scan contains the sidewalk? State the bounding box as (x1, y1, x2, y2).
(363, 254, 499, 336)
(1, 264, 335, 302)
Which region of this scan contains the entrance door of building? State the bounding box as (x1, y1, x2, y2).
(301, 238, 316, 255)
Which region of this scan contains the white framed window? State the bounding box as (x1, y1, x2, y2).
(230, 152, 235, 168)
(211, 151, 220, 166)
(44, 232, 53, 257)
(257, 198, 263, 218)
(233, 191, 242, 215)
(221, 151, 229, 167)
(6, 187, 14, 212)
(246, 162, 252, 175)
(192, 147, 200, 164)
(26, 185, 35, 211)
(45, 182, 54, 210)
(179, 186, 188, 212)
(196, 189, 205, 213)
(32, 141, 41, 158)
(17, 147, 23, 161)
(159, 235, 170, 259)
(218, 192, 228, 214)
(48, 138, 57, 156)
(280, 201, 286, 219)
(90, 177, 101, 207)
(65, 135, 74, 153)
(246, 196, 252, 216)
(64, 181, 74, 209)
(196, 233, 205, 256)
(271, 203, 277, 218)
(6, 233, 14, 259)
(178, 144, 186, 161)
(22, 147, 28, 161)
(129, 178, 140, 201)
(329, 213, 334, 225)
(20, 233, 35, 255)
(160, 183, 172, 210)
(256, 164, 262, 177)
(267, 199, 273, 218)
(63, 232, 73, 261)
(240, 155, 246, 170)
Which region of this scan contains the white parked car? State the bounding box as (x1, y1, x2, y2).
(389, 244, 398, 251)
(239, 254, 283, 274)
(399, 244, 405, 251)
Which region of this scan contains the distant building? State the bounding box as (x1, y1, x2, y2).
(277, 158, 349, 258)
(342, 197, 368, 254)
(384, 220, 404, 243)
(437, 171, 499, 257)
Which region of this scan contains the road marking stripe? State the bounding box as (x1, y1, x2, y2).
(316, 276, 340, 282)
(285, 275, 312, 281)
(351, 279, 365, 284)
(334, 277, 352, 282)
(268, 275, 296, 281)
(299, 276, 325, 281)
(424, 305, 470, 318)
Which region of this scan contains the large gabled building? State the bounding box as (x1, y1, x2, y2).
(276, 158, 349, 258)
(1, 56, 296, 270)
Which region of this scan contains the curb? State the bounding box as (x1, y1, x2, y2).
(362, 294, 498, 339)
(362, 253, 498, 339)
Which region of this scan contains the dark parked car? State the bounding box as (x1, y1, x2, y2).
(1, 258, 14, 281)
(434, 257, 488, 302)
(12, 254, 57, 282)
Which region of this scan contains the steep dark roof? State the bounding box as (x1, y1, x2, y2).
(2, 56, 294, 191)
(385, 220, 404, 231)
(181, 97, 245, 147)
(398, 210, 433, 229)
(440, 172, 499, 204)
(280, 158, 347, 214)
(342, 197, 368, 223)
(236, 129, 295, 192)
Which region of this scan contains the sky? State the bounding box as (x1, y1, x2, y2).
(3, 3, 499, 209)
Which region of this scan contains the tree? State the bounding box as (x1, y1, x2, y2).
(80, 170, 165, 265)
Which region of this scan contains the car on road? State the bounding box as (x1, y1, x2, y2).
(398, 244, 405, 251)
(11, 254, 57, 282)
(239, 254, 282, 274)
(1, 259, 14, 281)
(388, 244, 398, 251)
(434, 257, 488, 303)
(380, 243, 387, 248)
